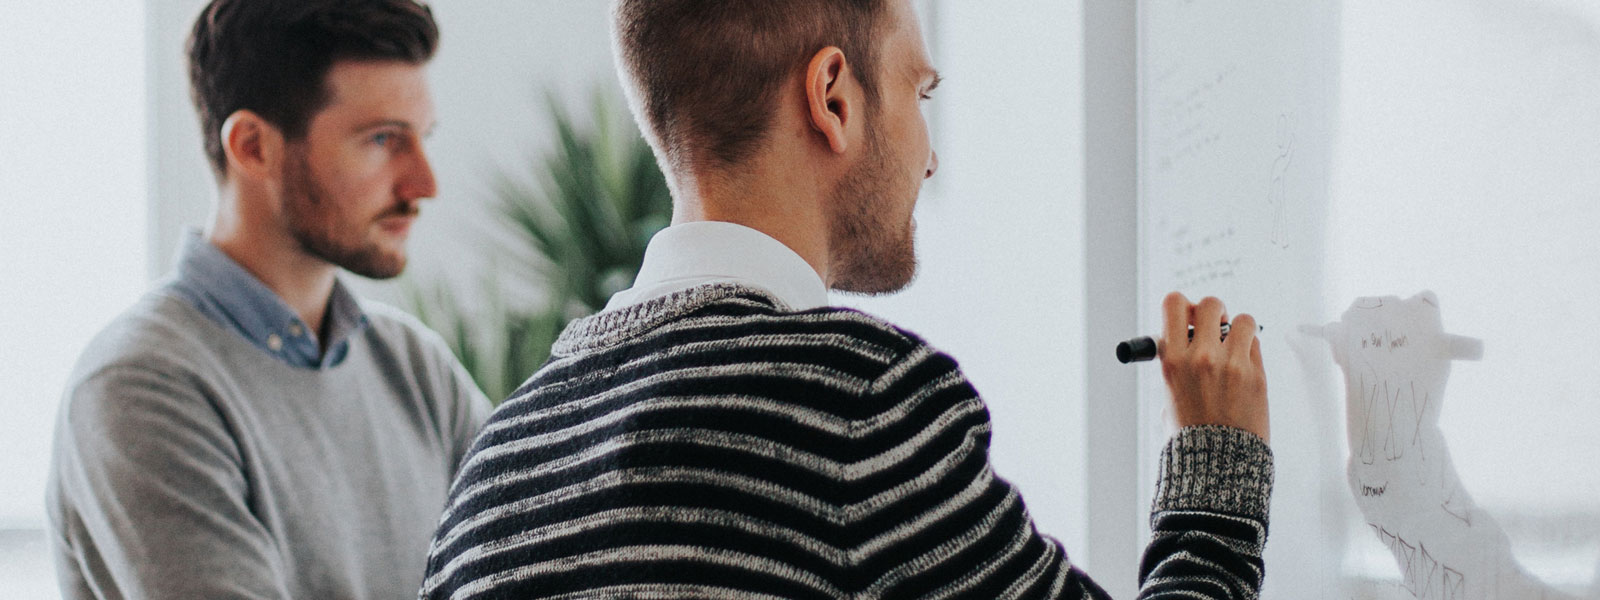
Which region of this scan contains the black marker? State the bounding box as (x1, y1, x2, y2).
(1116, 323, 1264, 364)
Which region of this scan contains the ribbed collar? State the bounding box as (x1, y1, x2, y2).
(555, 283, 782, 357)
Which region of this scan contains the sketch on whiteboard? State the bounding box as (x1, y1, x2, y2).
(1309, 292, 1587, 599)
(1372, 524, 1468, 600)
(1267, 114, 1295, 249)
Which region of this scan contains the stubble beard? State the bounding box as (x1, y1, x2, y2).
(826, 120, 919, 296)
(282, 148, 413, 280)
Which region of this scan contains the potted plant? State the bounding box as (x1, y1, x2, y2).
(408, 91, 671, 402)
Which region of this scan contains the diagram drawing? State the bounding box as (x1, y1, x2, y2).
(1371, 524, 1469, 600)
(1354, 371, 1433, 478)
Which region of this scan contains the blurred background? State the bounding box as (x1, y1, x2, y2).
(1, 1, 1103, 596)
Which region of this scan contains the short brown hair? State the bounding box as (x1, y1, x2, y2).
(187, 0, 439, 178)
(613, 0, 888, 172)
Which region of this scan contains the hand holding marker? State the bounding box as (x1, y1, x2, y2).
(1117, 323, 1265, 364)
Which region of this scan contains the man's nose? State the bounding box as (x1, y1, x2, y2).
(925, 150, 939, 180)
(401, 144, 438, 200)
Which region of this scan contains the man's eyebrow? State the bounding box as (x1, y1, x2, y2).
(353, 119, 437, 137)
(355, 119, 411, 131)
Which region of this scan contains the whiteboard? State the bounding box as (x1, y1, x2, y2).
(1137, 1, 1600, 598)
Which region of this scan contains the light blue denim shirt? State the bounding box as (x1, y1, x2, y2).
(167, 230, 369, 369)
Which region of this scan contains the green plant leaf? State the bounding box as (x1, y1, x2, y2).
(404, 88, 672, 405)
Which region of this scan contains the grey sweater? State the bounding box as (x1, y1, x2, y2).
(421, 284, 1274, 599)
(47, 289, 489, 600)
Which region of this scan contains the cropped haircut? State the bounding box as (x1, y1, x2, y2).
(187, 0, 439, 178)
(613, 0, 889, 173)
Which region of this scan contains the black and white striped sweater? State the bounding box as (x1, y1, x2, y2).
(421, 284, 1273, 599)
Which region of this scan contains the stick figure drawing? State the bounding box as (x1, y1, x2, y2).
(1268, 114, 1295, 249)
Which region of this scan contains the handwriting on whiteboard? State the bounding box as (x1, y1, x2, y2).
(1167, 224, 1243, 290)
(1152, 62, 1237, 172)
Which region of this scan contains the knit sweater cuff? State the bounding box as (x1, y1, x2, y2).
(1153, 425, 1274, 523)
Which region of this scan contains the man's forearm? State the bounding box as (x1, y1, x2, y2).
(1137, 426, 1274, 599)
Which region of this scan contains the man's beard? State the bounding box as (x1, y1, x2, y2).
(282, 149, 414, 280)
(826, 120, 918, 295)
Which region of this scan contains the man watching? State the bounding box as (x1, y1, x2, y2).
(47, 1, 489, 598)
(421, 0, 1272, 598)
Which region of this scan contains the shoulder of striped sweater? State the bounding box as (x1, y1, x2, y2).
(801, 308, 916, 341)
(544, 283, 944, 372)
(626, 284, 926, 353)
(729, 301, 969, 392)
(733, 294, 936, 359)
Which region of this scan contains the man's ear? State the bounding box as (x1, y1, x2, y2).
(220, 110, 285, 182)
(805, 47, 859, 155)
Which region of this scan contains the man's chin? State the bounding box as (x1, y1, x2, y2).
(833, 275, 915, 297)
(831, 253, 918, 296)
(337, 247, 408, 280)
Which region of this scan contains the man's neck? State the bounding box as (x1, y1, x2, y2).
(207, 223, 338, 344)
(672, 163, 834, 287)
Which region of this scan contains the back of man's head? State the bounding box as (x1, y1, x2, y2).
(187, 0, 439, 180)
(612, 0, 888, 175)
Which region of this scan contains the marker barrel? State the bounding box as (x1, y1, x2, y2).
(1116, 324, 1262, 364)
(1116, 337, 1159, 364)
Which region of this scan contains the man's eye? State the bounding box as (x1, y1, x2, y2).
(372, 132, 394, 146)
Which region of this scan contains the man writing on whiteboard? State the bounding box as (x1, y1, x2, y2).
(420, 0, 1273, 597)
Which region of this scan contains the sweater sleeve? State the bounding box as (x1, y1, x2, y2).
(420, 329, 491, 476)
(47, 364, 295, 600)
(363, 301, 492, 477)
(866, 338, 1273, 600)
(1138, 426, 1273, 599)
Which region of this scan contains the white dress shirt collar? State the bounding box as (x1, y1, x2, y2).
(604, 221, 829, 312)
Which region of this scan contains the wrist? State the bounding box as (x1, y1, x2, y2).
(1153, 425, 1275, 523)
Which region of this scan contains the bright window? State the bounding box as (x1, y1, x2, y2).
(0, 2, 148, 596)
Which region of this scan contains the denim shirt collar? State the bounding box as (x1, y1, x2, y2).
(169, 230, 369, 369)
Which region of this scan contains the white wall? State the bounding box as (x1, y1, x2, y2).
(2, 1, 148, 596)
(145, 0, 211, 279)
(0, 0, 147, 531)
(1082, 0, 1141, 592)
